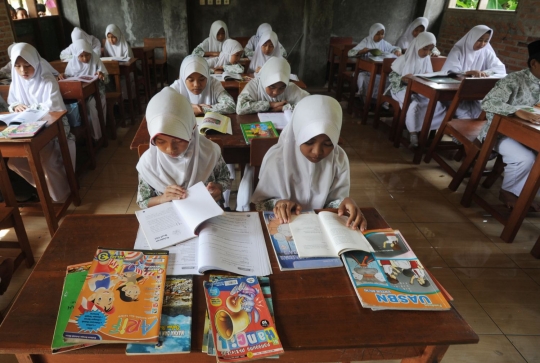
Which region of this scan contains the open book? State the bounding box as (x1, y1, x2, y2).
(515, 104, 540, 124)
(135, 182, 224, 249)
(59, 75, 98, 83)
(0, 109, 47, 126)
(288, 211, 375, 258)
(197, 112, 232, 135)
(257, 110, 292, 129)
(211, 72, 243, 81)
(101, 56, 130, 62)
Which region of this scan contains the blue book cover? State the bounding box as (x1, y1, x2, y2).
(125, 275, 193, 355)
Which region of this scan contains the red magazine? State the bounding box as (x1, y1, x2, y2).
(203, 276, 284, 362)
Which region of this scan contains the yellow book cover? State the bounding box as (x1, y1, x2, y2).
(63, 248, 169, 344)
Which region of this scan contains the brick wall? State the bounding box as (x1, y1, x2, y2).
(0, 1, 15, 65)
(437, 0, 539, 72)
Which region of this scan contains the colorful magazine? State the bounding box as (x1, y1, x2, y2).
(126, 275, 193, 355)
(63, 248, 169, 344)
(240, 121, 278, 144)
(3, 121, 47, 138)
(203, 276, 284, 362)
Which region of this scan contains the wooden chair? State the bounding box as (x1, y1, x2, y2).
(424, 77, 500, 191)
(102, 60, 125, 136)
(431, 56, 446, 72)
(250, 138, 279, 189)
(233, 36, 250, 48)
(144, 38, 167, 90)
(0, 85, 10, 101)
(0, 151, 34, 273)
(327, 37, 353, 93)
(372, 58, 400, 140)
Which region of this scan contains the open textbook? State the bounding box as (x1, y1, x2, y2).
(135, 182, 224, 249)
(134, 212, 272, 276)
(197, 112, 232, 135)
(257, 110, 292, 129)
(0, 109, 47, 126)
(59, 75, 98, 83)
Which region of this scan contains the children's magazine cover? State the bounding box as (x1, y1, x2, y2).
(240, 121, 278, 144)
(63, 248, 169, 344)
(204, 276, 284, 362)
(263, 211, 343, 270)
(342, 251, 451, 311)
(126, 275, 193, 354)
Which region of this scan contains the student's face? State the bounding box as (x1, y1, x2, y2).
(16, 10, 28, 19)
(373, 30, 385, 42)
(412, 25, 425, 38)
(418, 44, 434, 58)
(300, 134, 334, 163)
(230, 51, 242, 65)
(78, 51, 92, 64)
(14, 56, 35, 80)
(154, 134, 190, 158)
(265, 81, 287, 98)
(216, 28, 226, 42)
(107, 33, 118, 45)
(185, 72, 207, 95)
(473, 32, 491, 51)
(261, 40, 275, 56)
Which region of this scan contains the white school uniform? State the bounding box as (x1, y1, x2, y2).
(206, 39, 243, 68)
(60, 27, 102, 61)
(396, 17, 429, 52)
(244, 23, 287, 58)
(7, 43, 76, 202)
(248, 31, 283, 73)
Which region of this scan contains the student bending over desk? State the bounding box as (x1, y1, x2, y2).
(244, 23, 287, 59)
(237, 57, 308, 115)
(442, 25, 506, 119)
(170, 55, 235, 116)
(60, 27, 102, 61)
(59, 39, 108, 141)
(104, 24, 134, 59)
(479, 40, 540, 211)
(248, 31, 284, 74)
(136, 88, 230, 209)
(396, 17, 441, 56)
(389, 32, 446, 147)
(1, 43, 59, 80)
(7, 43, 76, 202)
(206, 39, 244, 75)
(192, 20, 229, 57)
(251, 95, 367, 231)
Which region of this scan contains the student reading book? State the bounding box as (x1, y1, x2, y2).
(396, 17, 441, 56)
(60, 27, 101, 61)
(206, 39, 244, 75)
(251, 95, 366, 231)
(248, 31, 283, 73)
(192, 20, 229, 57)
(103, 24, 134, 59)
(244, 23, 287, 59)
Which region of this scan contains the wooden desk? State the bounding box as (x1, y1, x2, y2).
(0, 111, 80, 236)
(0, 212, 478, 362)
(0, 84, 9, 101)
(327, 43, 356, 93)
(461, 114, 540, 245)
(118, 58, 139, 124)
(394, 76, 461, 164)
(132, 46, 155, 102)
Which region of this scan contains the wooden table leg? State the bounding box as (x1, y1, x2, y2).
(531, 235, 540, 258)
(93, 87, 107, 148)
(124, 68, 136, 124)
(15, 353, 34, 363)
(394, 81, 413, 148)
(79, 99, 96, 169)
(361, 65, 377, 124)
(401, 345, 449, 363)
(56, 123, 81, 207)
(413, 90, 439, 164)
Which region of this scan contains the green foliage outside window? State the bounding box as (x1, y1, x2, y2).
(455, 0, 478, 8)
(487, 0, 518, 10)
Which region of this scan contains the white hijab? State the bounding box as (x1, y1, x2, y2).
(396, 17, 429, 51)
(136, 87, 220, 192)
(254, 23, 272, 45)
(207, 20, 229, 53)
(391, 32, 436, 76)
(358, 23, 386, 50)
(211, 39, 243, 67)
(249, 31, 282, 73)
(6, 42, 58, 76)
(65, 39, 107, 77)
(104, 24, 133, 58)
(241, 57, 307, 103)
(8, 43, 66, 111)
(170, 55, 225, 105)
(442, 25, 506, 74)
(71, 27, 101, 56)
(251, 95, 350, 210)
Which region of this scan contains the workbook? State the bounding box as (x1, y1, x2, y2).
(240, 121, 278, 144)
(198, 112, 232, 135)
(2, 121, 47, 138)
(63, 248, 169, 344)
(135, 182, 224, 249)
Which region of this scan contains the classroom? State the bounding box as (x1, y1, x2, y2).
(0, 0, 539, 362)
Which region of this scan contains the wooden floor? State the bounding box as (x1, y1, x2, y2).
(1, 88, 539, 363)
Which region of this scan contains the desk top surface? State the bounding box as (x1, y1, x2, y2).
(404, 75, 462, 91)
(0, 212, 478, 357)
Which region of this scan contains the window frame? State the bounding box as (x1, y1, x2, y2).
(447, 0, 519, 12)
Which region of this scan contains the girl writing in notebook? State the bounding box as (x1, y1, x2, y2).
(348, 23, 401, 106)
(7, 43, 76, 202)
(60, 27, 102, 61)
(237, 57, 308, 115)
(103, 24, 134, 59)
(59, 39, 108, 141)
(244, 23, 287, 58)
(192, 20, 229, 57)
(170, 55, 235, 116)
(396, 17, 441, 56)
(251, 95, 367, 231)
(388, 32, 447, 147)
(136, 88, 230, 208)
(248, 31, 283, 73)
(442, 25, 506, 119)
(206, 39, 244, 75)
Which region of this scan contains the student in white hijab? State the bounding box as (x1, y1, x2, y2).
(348, 23, 401, 103)
(60, 27, 102, 61)
(192, 20, 229, 57)
(244, 23, 287, 58)
(1, 43, 59, 79)
(7, 43, 76, 202)
(248, 31, 283, 73)
(237, 57, 309, 115)
(136, 87, 230, 209)
(442, 25, 507, 119)
(251, 95, 366, 230)
(389, 32, 447, 147)
(206, 39, 245, 74)
(103, 24, 133, 58)
(60, 39, 108, 140)
(170, 55, 235, 115)
(396, 17, 441, 56)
